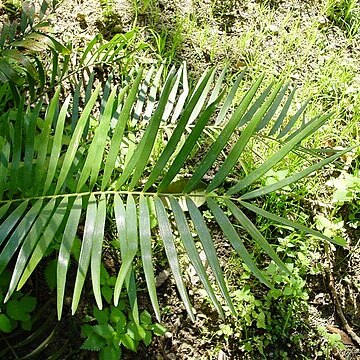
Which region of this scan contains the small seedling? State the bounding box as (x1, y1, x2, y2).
(0, 271, 37, 333)
(81, 304, 166, 359)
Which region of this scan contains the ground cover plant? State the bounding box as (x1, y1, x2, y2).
(0, 0, 359, 359)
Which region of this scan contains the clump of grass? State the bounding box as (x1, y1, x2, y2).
(325, 0, 360, 37)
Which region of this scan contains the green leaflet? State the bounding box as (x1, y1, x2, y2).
(55, 84, 101, 194)
(240, 200, 346, 247)
(207, 198, 273, 288)
(12, 198, 68, 296)
(184, 73, 265, 193)
(227, 112, 332, 195)
(225, 199, 290, 275)
(72, 194, 97, 314)
(0, 63, 343, 322)
(57, 196, 82, 320)
(91, 194, 107, 310)
(170, 196, 224, 317)
(139, 194, 160, 321)
(186, 197, 236, 315)
(154, 196, 195, 321)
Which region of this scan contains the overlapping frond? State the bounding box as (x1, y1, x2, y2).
(0, 1, 71, 102)
(0, 64, 348, 321)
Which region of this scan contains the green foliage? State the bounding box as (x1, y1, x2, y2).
(0, 270, 36, 332)
(317, 326, 346, 359)
(220, 272, 309, 357)
(0, 58, 350, 323)
(44, 258, 57, 290)
(211, 234, 316, 359)
(97, 0, 124, 38)
(0, 5, 352, 327)
(327, 170, 360, 204)
(0, 0, 70, 102)
(81, 303, 165, 358)
(314, 168, 360, 245)
(325, 0, 360, 37)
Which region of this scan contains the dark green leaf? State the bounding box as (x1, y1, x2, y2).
(0, 314, 12, 333)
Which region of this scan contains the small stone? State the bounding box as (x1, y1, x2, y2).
(268, 24, 279, 33)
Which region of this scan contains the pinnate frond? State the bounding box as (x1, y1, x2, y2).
(0, 64, 349, 321)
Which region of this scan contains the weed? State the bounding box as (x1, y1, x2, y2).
(81, 304, 166, 359)
(317, 325, 346, 359)
(325, 0, 360, 37)
(0, 270, 37, 332)
(80, 266, 166, 359)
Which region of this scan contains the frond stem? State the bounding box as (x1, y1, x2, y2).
(0, 190, 235, 205)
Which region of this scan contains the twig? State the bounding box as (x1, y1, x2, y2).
(325, 243, 360, 348)
(0, 333, 20, 359)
